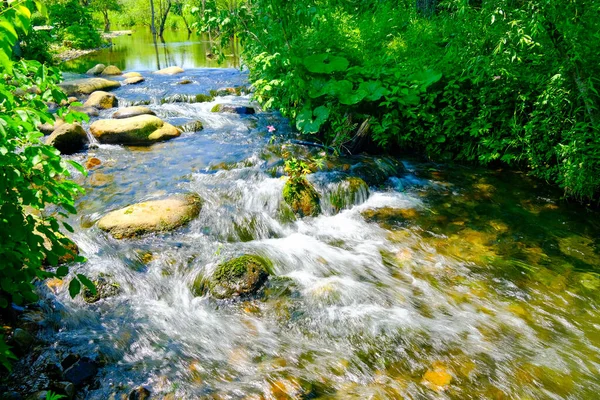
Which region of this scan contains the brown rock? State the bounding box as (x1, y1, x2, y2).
(45, 123, 88, 154)
(101, 65, 122, 75)
(90, 115, 181, 145)
(84, 91, 118, 109)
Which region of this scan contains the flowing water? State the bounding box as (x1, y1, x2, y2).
(7, 54, 600, 398)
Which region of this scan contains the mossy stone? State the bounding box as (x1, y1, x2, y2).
(83, 275, 120, 303)
(208, 255, 272, 299)
(283, 178, 321, 217)
(329, 176, 369, 213)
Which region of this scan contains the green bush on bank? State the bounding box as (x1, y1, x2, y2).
(197, 0, 600, 200)
(0, 0, 93, 370)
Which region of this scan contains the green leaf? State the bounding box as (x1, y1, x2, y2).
(77, 274, 96, 296)
(56, 266, 68, 277)
(68, 278, 81, 298)
(296, 104, 330, 134)
(304, 54, 349, 74)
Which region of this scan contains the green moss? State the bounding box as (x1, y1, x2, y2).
(208, 254, 272, 299)
(329, 177, 369, 213)
(210, 104, 223, 113)
(283, 178, 321, 217)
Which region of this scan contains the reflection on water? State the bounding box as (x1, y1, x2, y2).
(62, 28, 240, 73)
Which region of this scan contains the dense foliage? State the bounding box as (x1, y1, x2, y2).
(198, 0, 600, 200)
(0, 0, 92, 370)
(48, 0, 103, 49)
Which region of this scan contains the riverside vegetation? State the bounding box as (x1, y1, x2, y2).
(197, 0, 600, 201)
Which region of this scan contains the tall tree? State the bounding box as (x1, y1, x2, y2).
(91, 0, 122, 32)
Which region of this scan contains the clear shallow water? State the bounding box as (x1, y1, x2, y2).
(12, 68, 600, 398)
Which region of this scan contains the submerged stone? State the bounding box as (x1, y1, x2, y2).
(62, 357, 98, 386)
(211, 104, 255, 114)
(82, 275, 120, 303)
(97, 194, 202, 238)
(89, 115, 181, 145)
(83, 91, 118, 109)
(283, 178, 321, 217)
(128, 386, 150, 400)
(45, 123, 88, 155)
(201, 255, 272, 299)
(177, 120, 204, 133)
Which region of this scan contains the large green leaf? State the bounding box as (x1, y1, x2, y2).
(304, 54, 349, 74)
(296, 105, 330, 133)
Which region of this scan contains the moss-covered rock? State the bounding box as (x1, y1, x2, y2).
(283, 178, 321, 217)
(86, 64, 106, 75)
(124, 76, 145, 85)
(97, 194, 202, 238)
(200, 255, 272, 299)
(329, 176, 369, 213)
(122, 72, 142, 79)
(89, 115, 181, 145)
(82, 275, 120, 303)
(210, 104, 255, 114)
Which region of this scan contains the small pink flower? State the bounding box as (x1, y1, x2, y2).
(267, 125, 276, 133)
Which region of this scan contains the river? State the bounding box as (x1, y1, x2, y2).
(8, 30, 600, 399)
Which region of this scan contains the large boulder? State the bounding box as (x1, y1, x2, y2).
(86, 64, 106, 75)
(211, 104, 255, 114)
(112, 106, 155, 119)
(283, 178, 321, 217)
(101, 65, 122, 75)
(154, 66, 184, 75)
(97, 194, 202, 238)
(45, 123, 88, 154)
(83, 91, 118, 109)
(196, 255, 272, 299)
(122, 72, 142, 78)
(59, 78, 121, 95)
(328, 176, 369, 213)
(89, 115, 181, 145)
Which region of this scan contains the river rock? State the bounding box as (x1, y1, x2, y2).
(329, 176, 369, 213)
(112, 106, 155, 119)
(62, 357, 98, 386)
(83, 91, 118, 109)
(348, 156, 405, 186)
(154, 66, 184, 75)
(39, 118, 65, 135)
(122, 72, 142, 78)
(59, 78, 121, 95)
(211, 104, 255, 114)
(89, 115, 181, 145)
(50, 381, 76, 399)
(215, 87, 237, 96)
(178, 79, 192, 85)
(70, 105, 100, 117)
(124, 76, 145, 85)
(199, 255, 271, 299)
(97, 194, 202, 238)
(45, 123, 88, 155)
(11, 328, 34, 353)
(101, 65, 122, 75)
(86, 63, 106, 75)
(177, 120, 204, 132)
(82, 275, 120, 303)
(283, 178, 321, 217)
(128, 386, 150, 400)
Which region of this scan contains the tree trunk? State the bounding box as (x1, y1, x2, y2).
(158, 0, 172, 38)
(150, 0, 157, 36)
(102, 11, 110, 32)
